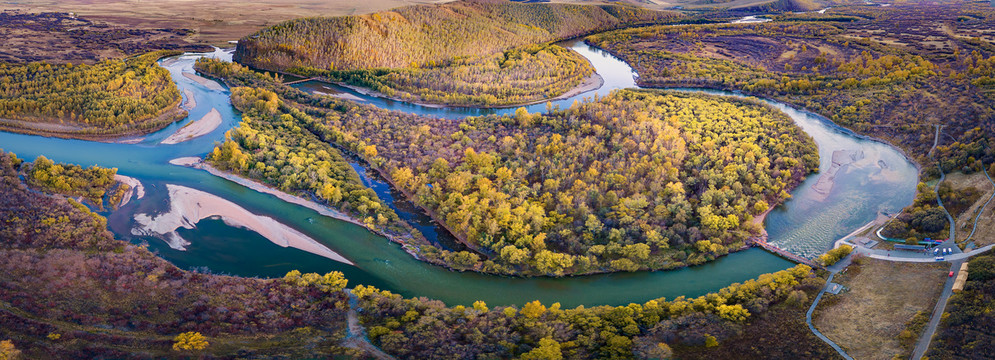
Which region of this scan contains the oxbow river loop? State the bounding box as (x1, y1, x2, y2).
(0, 40, 916, 307)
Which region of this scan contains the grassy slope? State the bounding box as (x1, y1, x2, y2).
(234, 0, 674, 72)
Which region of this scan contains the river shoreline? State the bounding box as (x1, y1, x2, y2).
(168, 157, 427, 260)
(315, 71, 604, 111)
(0, 100, 187, 143)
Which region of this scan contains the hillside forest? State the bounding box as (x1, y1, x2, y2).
(234, 0, 675, 106)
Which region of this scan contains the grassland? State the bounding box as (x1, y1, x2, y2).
(0, 0, 450, 45)
(812, 257, 948, 359)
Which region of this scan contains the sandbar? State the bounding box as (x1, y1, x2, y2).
(160, 108, 221, 144)
(181, 89, 197, 110)
(131, 184, 354, 265)
(183, 72, 226, 92)
(113, 174, 145, 207)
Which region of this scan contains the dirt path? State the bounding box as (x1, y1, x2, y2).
(343, 291, 395, 360)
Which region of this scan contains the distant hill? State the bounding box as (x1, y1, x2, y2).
(234, 0, 676, 72)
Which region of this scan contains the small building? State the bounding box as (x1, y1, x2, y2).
(826, 282, 844, 295)
(953, 262, 969, 293)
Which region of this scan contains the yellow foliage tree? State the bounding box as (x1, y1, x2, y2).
(172, 332, 209, 351)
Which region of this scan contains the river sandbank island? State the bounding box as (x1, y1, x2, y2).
(112, 174, 145, 207)
(131, 183, 354, 265)
(183, 72, 227, 92)
(811, 149, 865, 201)
(160, 108, 222, 144)
(181, 89, 197, 110)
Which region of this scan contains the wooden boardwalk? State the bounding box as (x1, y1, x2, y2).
(283, 77, 318, 85)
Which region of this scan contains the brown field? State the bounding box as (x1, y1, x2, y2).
(0, 0, 452, 45)
(812, 257, 948, 360)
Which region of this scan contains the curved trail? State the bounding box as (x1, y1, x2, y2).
(963, 151, 995, 245)
(805, 272, 854, 360)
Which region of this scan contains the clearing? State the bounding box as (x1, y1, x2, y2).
(812, 257, 948, 360)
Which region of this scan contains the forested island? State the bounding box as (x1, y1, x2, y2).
(0, 51, 187, 139)
(197, 57, 818, 276)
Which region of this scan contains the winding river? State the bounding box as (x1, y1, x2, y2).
(0, 40, 917, 307)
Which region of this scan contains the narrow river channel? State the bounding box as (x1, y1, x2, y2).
(0, 40, 916, 307)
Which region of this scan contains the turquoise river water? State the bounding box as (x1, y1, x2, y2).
(0, 41, 917, 307)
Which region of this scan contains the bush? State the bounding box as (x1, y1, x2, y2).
(818, 245, 853, 266)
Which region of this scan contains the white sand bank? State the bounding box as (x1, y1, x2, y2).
(181, 89, 197, 111)
(161, 108, 222, 145)
(131, 184, 353, 265)
(168, 157, 202, 166)
(113, 174, 145, 207)
(183, 72, 226, 91)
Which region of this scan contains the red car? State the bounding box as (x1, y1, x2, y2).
(949, 271, 955, 277)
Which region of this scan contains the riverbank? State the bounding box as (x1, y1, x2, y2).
(324, 71, 604, 110)
(131, 183, 354, 265)
(168, 157, 426, 259)
(0, 101, 187, 143)
(160, 108, 222, 144)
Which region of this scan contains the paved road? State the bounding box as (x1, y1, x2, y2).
(911, 259, 964, 360)
(910, 125, 959, 359)
(806, 271, 854, 360)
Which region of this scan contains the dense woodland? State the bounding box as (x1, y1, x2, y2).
(929, 254, 995, 359)
(23, 155, 124, 211)
(0, 51, 186, 137)
(198, 58, 818, 276)
(353, 264, 835, 359)
(235, 0, 673, 72)
(880, 182, 950, 242)
(295, 43, 596, 106)
(587, 2, 995, 171)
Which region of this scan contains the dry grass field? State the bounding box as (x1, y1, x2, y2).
(0, 0, 452, 44)
(812, 258, 948, 360)
(0, 0, 690, 45)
